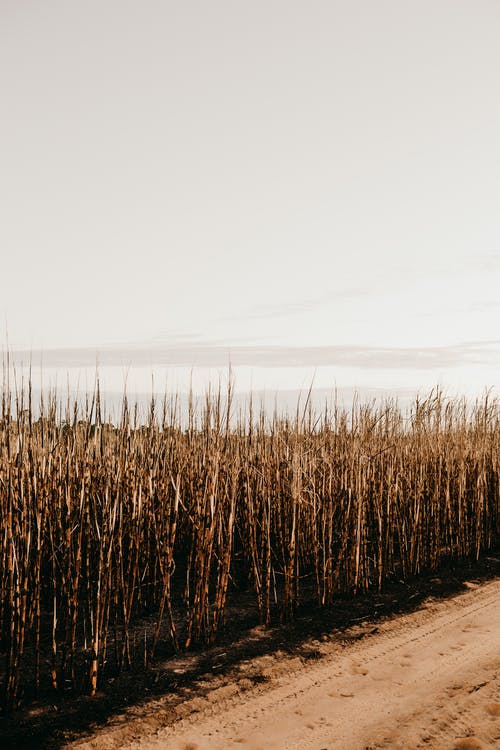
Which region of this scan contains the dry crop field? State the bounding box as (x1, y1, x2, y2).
(0, 378, 499, 714)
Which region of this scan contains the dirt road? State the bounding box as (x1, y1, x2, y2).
(73, 578, 500, 750)
(133, 581, 500, 750)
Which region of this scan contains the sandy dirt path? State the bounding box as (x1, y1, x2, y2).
(110, 579, 500, 750)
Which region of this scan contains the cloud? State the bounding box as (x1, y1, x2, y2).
(220, 287, 372, 323)
(473, 252, 500, 272)
(7, 339, 500, 371)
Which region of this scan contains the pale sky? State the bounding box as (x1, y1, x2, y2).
(2, 1, 500, 398)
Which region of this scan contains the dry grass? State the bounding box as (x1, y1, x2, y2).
(0, 375, 498, 711)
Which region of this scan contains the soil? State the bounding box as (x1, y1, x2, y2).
(1, 553, 499, 750)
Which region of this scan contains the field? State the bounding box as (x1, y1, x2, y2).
(0, 378, 499, 721)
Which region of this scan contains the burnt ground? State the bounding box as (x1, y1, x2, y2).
(1, 551, 499, 750)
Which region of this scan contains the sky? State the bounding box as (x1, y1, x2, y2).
(1, 1, 500, 401)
